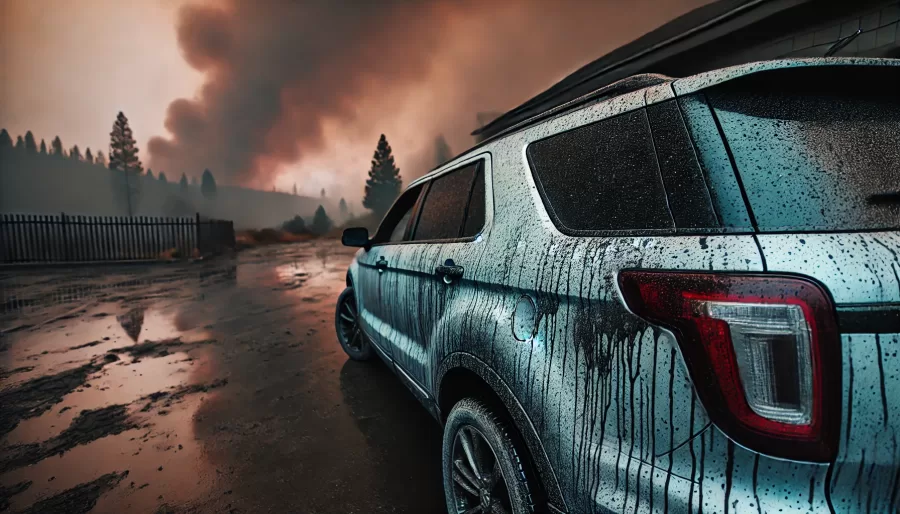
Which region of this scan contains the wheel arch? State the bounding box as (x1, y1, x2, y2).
(436, 352, 567, 513)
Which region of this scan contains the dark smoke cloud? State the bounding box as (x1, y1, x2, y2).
(149, 0, 708, 193)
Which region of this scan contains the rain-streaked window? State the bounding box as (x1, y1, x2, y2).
(526, 109, 674, 234)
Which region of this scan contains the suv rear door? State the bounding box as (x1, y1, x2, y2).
(683, 63, 900, 512)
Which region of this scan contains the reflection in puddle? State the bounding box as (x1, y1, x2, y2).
(273, 261, 310, 290)
(0, 263, 236, 319)
(1, 286, 224, 513)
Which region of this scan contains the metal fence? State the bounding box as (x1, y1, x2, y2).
(0, 213, 235, 264)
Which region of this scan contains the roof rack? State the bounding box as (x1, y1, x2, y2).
(478, 73, 672, 144)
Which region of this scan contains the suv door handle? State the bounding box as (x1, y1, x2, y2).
(435, 259, 464, 284)
(376, 256, 388, 273)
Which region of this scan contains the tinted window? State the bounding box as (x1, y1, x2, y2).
(372, 185, 422, 244)
(413, 163, 477, 241)
(708, 66, 900, 232)
(527, 109, 674, 233)
(647, 100, 720, 231)
(462, 165, 485, 237)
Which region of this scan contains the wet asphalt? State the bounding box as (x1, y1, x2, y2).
(0, 240, 446, 513)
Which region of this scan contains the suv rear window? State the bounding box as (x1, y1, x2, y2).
(708, 65, 900, 232)
(526, 109, 674, 234)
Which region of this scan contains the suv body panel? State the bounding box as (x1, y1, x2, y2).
(348, 57, 900, 513)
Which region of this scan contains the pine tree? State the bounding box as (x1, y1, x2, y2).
(180, 173, 189, 191)
(108, 112, 142, 173)
(321, 188, 326, 198)
(311, 205, 333, 235)
(95, 151, 107, 167)
(201, 169, 217, 198)
(69, 145, 82, 161)
(363, 134, 402, 216)
(51, 136, 64, 157)
(0, 129, 11, 148)
(24, 131, 38, 153)
(293, 183, 298, 195)
(84, 147, 93, 163)
(339, 197, 348, 219)
(158, 171, 168, 183)
(15, 136, 25, 150)
(434, 134, 453, 167)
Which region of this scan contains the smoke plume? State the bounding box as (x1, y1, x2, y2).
(149, 0, 708, 196)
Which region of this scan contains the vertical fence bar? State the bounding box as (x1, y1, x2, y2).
(59, 212, 68, 262)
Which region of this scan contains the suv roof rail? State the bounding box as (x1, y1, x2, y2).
(415, 73, 674, 186)
(500, 73, 672, 136)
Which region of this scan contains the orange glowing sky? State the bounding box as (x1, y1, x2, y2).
(1, 0, 710, 201)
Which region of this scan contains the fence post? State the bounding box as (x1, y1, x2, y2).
(60, 212, 70, 261)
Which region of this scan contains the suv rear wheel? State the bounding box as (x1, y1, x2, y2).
(335, 287, 372, 361)
(443, 398, 534, 514)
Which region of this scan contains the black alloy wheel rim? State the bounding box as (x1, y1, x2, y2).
(339, 292, 363, 351)
(450, 425, 513, 514)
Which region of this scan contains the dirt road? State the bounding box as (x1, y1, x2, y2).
(0, 241, 445, 513)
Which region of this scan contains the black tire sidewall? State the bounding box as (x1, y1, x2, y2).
(335, 287, 372, 361)
(442, 398, 534, 514)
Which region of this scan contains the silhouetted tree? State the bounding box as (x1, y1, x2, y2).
(321, 188, 326, 198)
(281, 215, 307, 235)
(339, 197, 348, 219)
(434, 134, 453, 167)
(84, 147, 93, 163)
(146, 168, 154, 179)
(95, 151, 107, 167)
(311, 205, 333, 235)
(158, 171, 168, 183)
(15, 136, 25, 150)
(180, 173, 189, 191)
(51, 136, 64, 157)
(293, 183, 298, 195)
(0, 129, 11, 148)
(24, 131, 37, 153)
(69, 145, 82, 161)
(363, 134, 402, 216)
(108, 112, 142, 173)
(201, 169, 217, 198)
(39, 139, 47, 154)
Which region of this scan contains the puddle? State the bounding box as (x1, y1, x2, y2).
(1, 283, 226, 513)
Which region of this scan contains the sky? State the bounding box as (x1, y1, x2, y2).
(0, 0, 710, 202)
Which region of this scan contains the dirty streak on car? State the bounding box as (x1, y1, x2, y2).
(339, 58, 900, 514)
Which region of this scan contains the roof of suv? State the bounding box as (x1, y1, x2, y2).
(409, 57, 899, 189)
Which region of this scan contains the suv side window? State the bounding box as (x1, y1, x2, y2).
(526, 109, 674, 234)
(412, 162, 480, 241)
(371, 184, 423, 244)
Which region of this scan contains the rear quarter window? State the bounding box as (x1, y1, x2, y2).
(707, 65, 900, 232)
(526, 109, 674, 234)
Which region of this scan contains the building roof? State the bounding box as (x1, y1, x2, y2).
(473, 0, 894, 140)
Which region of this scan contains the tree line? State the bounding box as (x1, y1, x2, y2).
(0, 112, 218, 199)
(3, 113, 450, 231)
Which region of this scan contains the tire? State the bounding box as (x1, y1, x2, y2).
(335, 287, 372, 361)
(443, 398, 535, 514)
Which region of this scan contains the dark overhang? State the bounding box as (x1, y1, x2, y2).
(473, 0, 897, 141)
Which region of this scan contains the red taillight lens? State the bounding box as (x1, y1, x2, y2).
(617, 271, 841, 462)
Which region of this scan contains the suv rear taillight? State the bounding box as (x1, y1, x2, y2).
(618, 271, 841, 462)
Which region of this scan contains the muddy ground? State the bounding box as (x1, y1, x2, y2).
(0, 241, 445, 513)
